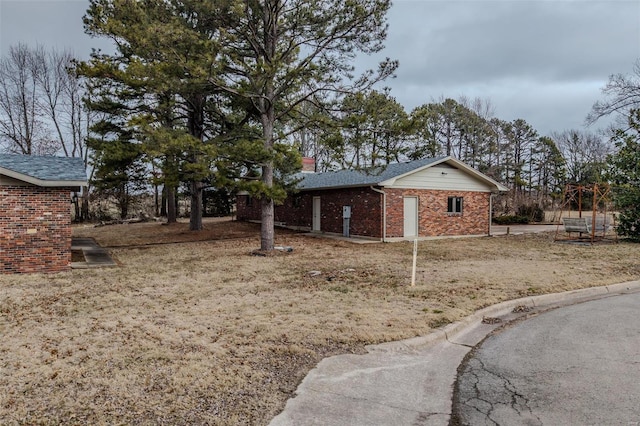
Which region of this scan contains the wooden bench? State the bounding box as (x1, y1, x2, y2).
(592, 218, 611, 233)
(563, 217, 589, 233)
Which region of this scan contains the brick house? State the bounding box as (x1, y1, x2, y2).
(0, 154, 87, 273)
(236, 156, 508, 241)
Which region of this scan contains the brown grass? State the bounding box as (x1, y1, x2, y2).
(1, 218, 639, 425)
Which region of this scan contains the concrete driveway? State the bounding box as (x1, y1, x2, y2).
(452, 291, 640, 425)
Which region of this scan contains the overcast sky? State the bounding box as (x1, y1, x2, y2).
(1, 0, 639, 136)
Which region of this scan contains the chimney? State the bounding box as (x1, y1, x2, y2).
(302, 157, 315, 173)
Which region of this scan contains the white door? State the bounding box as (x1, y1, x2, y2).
(312, 197, 321, 232)
(403, 197, 418, 237)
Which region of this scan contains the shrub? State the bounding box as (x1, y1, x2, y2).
(516, 204, 545, 222)
(493, 215, 529, 225)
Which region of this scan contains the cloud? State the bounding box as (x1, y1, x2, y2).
(1, 0, 637, 135)
(0, 0, 108, 58)
(388, 0, 639, 83)
(368, 0, 640, 134)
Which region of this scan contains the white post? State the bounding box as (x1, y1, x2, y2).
(411, 239, 418, 287)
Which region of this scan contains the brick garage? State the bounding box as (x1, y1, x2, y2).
(237, 187, 383, 238)
(384, 189, 490, 237)
(237, 156, 508, 240)
(0, 154, 87, 273)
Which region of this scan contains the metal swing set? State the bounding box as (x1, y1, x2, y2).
(553, 183, 618, 244)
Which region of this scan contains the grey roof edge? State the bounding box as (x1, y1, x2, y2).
(297, 157, 444, 191)
(297, 183, 381, 192)
(0, 166, 87, 187)
(0, 154, 88, 186)
(298, 156, 509, 193)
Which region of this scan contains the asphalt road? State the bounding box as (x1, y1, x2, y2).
(451, 291, 640, 425)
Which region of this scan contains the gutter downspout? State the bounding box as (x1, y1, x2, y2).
(370, 186, 386, 242)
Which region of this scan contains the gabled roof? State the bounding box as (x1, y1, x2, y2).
(297, 156, 508, 192)
(0, 154, 87, 187)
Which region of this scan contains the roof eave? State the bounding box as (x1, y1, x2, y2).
(298, 183, 380, 191)
(298, 156, 510, 193)
(39, 180, 88, 188)
(0, 167, 87, 187)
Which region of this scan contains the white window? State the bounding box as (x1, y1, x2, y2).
(447, 196, 463, 214)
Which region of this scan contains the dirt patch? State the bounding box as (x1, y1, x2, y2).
(70, 250, 85, 263)
(1, 218, 638, 425)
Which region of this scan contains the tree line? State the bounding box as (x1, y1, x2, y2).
(296, 91, 612, 214)
(1, 1, 639, 246)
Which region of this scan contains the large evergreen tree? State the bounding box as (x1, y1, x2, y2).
(82, 0, 395, 245)
(607, 109, 640, 241)
(82, 0, 224, 230)
(210, 0, 397, 251)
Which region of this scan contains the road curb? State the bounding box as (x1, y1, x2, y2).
(367, 280, 640, 353)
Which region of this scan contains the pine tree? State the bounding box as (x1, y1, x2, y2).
(82, 0, 224, 230)
(608, 109, 640, 241)
(209, 0, 397, 250)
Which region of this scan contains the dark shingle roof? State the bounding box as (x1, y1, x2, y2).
(0, 154, 87, 184)
(297, 157, 444, 190)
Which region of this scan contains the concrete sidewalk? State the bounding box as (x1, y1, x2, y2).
(491, 224, 558, 235)
(269, 280, 640, 426)
(71, 237, 117, 268)
(302, 224, 559, 245)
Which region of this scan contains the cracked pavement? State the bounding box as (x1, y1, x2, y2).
(269, 282, 640, 425)
(452, 291, 640, 425)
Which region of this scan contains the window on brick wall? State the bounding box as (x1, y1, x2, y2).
(293, 195, 302, 207)
(447, 196, 463, 214)
(246, 195, 253, 206)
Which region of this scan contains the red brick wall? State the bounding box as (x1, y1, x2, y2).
(236, 187, 384, 238)
(0, 186, 72, 273)
(307, 188, 383, 237)
(236, 195, 259, 221)
(385, 189, 490, 237)
(236, 193, 314, 228)
(237, 187, 490, 239)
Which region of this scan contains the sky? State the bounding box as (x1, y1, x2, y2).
(1, 0, 639, 136)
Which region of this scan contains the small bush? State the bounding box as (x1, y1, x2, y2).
(493, 215, 529, 225)
(516, 204, 545, 222)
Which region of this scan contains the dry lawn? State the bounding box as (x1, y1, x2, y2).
(1, 218, 640, 425)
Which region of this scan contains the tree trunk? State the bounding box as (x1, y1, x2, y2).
(260, 167, 275, 251)
(81, 193, 89, 221)
(186, 93, 205, 231)
(189, 180, 203, 231)
(260, 107, 276, 251)
(166, 185, 177, 223)
(161, 185, 167, 217)
(258, 0, 279, 251)
(154, 181, 159, 217)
